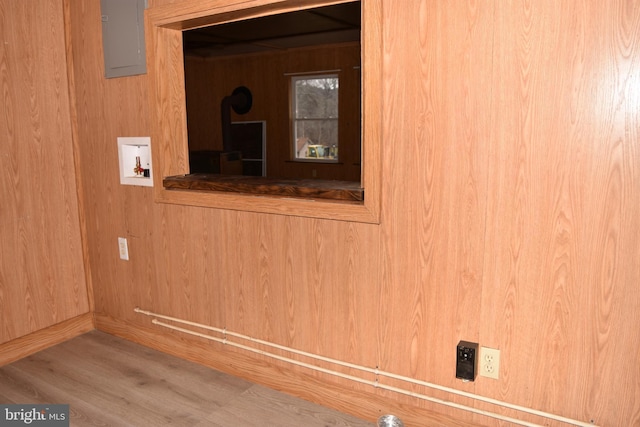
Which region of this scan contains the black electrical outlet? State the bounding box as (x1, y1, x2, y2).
(456, 340, 478, 381)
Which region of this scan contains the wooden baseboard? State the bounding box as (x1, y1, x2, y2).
(0, 312, 94, 366)
(95, 313, 477, 427)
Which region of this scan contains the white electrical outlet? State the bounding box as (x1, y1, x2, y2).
(480, 347, 500, 379)
(118, 237, 129, 261)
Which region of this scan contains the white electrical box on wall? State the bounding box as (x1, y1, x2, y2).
(117, 137, 153, 187)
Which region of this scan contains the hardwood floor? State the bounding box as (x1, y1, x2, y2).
(0, 331, 374, 426)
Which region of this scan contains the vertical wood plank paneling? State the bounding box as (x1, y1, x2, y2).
(577, 1, 640, 422)
(480, 1, 640, 425)
(379, 0, 491, 399)
(66, 0, 640, 425)
(0, 0, 89, 344)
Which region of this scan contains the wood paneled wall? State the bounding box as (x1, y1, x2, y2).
(480, 2, 640, 422)
(61, 0, 640, 426)
(0, 0, 89, 345)
(184, 44, 361, 181)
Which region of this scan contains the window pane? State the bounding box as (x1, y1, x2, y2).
(295, 119, 338, 159)
(295, 77, 338, 119)
(293, 74, 339, 161)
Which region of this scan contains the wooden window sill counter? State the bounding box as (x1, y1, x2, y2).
(163, 174, 364, 202)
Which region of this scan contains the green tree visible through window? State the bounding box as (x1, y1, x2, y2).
(292, 74, 339, 161)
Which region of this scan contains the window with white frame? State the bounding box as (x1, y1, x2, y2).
(291, 74, 339, 161)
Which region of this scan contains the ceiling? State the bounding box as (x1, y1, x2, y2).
(183, 2, 361, 58)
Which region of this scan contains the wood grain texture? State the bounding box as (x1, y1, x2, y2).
(96, 315, 482, 427)
(146, 0, 382, 224)
(479, 1, 640, 425)
(62, 0, 95, 313)
(61, 0, 640, 426)
(0, 330, 375, 427)
(377, 0, 492, 415)
(0, 313, 93, 366)
(163, 174, 364, 201)
(0, 0, 89, 344)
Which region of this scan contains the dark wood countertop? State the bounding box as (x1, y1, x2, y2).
(163, 174, 364, 202)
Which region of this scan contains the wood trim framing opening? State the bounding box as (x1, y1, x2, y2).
(145, 0, 381, 223)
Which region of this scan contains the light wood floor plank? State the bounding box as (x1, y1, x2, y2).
(203, 384, 372, 427)
(0, 331, 373, 427)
